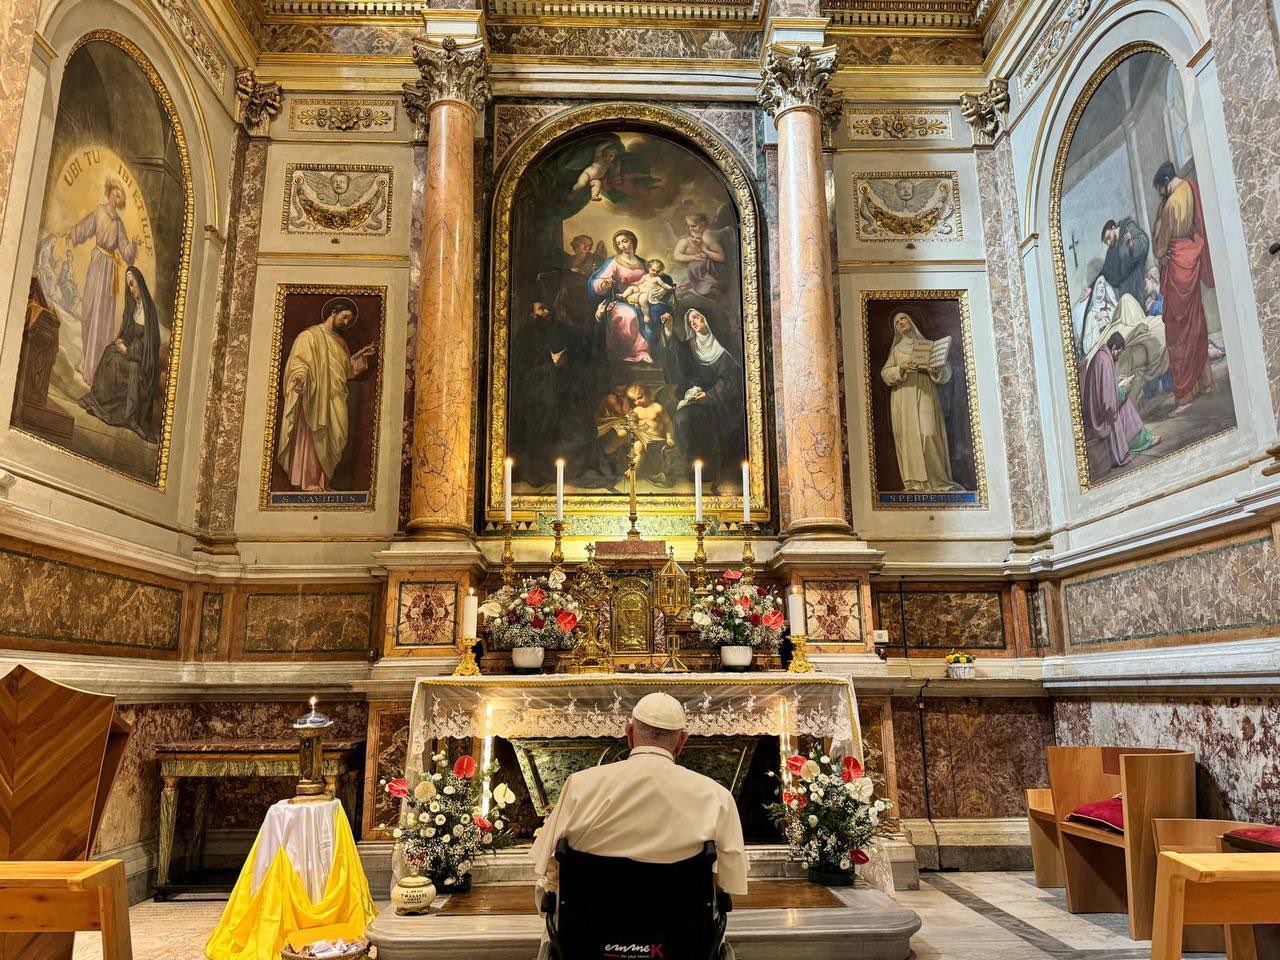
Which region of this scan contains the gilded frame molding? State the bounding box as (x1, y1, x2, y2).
(485, 101, 769, 521)
(14, 30, 195, 491)
(860, 288, 988, 510)
(851, 169, 964, 243)
(281, 162, 394, 237)
(1048, 41, 1233, 491)
(258, 283, 387, 511)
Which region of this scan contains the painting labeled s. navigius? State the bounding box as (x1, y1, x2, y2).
(11, 32, 192, 487)
(1053, 45, 1235, 490)
(489, 108, 768, 519)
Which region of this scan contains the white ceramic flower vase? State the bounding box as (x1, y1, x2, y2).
(946, 662, 975, 680)
(512, 646, 546, 672)
(392, 871, 436, 915)
(720, 645, 753, 670)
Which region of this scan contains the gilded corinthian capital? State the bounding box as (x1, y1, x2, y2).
(402, 36, 492, 124)
(757, 44, 840, 130)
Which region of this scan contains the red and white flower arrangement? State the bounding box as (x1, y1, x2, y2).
(383, 751, 515, 889)
(767, 749, 892, 880)
(478, 571, 579, 649)
(689, 570, 786, 650)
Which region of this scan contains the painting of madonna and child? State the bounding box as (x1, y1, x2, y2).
(10, 35, 190, 486)
(503, 128, 755, 507)
(1056, 48, 1236, 488)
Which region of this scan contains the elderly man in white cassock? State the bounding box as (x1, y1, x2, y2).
(531, 692, 748, 953)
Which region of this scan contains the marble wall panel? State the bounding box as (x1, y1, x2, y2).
(764, 147, 790, 531)
(976, 139, 1051, 534)
(240, 589, 377, 655)
(94, 700, 368, 853)
(1201, 0, 1280, 427)
(802, 578, 864, 643)
(261, 23, 416, 56)
(486, 25, 761, 60)
(683, 106, 760, 176)
(366, 704, 411, 839)
(1054, 696, 1280, 823)
(195, 137, 268, 536)
(198, 592, 223, 655)
(833, 36, 983, 67)
(1062, 533, 1280, 651)
(0, 545, 182, 654)
(398, 145, 427, 530)
(393, 580, 458, 649)
(0, 0, 37, 230)
(892, 697, 1054, 819)
(875, 587, 1008, 650)
(494, 103, 570, 164)
(857, 697, 891, 800)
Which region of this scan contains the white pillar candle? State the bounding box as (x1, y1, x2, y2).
(741, 460, 751, 524)
(693, 460, 703, 522)
(503, 457, 513, 522)
(555, 458, 565, 520)
(787, 588, 807, 635)
(461, 588, 478, 638)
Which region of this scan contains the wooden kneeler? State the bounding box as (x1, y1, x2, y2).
(0, 862, 132, 960)
(1151, 852, 1280, 960)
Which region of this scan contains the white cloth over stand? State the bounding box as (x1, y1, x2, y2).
(251, 798, 338, 904)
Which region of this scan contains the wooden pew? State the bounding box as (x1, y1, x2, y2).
(1046, 746, 1195, 940)
(1026, 788, 1063, 888)
(0, 666, 131, 960)
(0, 861, 132, 960)
(1151, 852, 1280, 960)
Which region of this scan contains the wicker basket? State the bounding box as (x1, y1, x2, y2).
(280, 938, 369, 960)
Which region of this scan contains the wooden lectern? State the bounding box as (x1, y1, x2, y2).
(0, 666, 131, 960)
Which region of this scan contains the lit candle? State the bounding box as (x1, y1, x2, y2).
(788, 587, 807, 635)
(741, 460, 751, 524)
(693, 460, 703, 522)
(309, 695, 317, 713)
(503, 457, 513, 523)
(462, 588, 478, 638)
(555, 458, 565, 520)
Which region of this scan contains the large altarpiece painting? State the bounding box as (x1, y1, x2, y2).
(487, 105, 769, 521)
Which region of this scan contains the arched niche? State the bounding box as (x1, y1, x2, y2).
(483, 103, 770, 524)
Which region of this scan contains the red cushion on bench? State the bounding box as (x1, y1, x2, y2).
(1067, 796, 1125, 833)
(1225, 827, 1280, 851)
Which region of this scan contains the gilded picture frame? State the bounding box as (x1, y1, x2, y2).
(485, 102, 769, 521)
(258, 283, 386, 510)
(1049, 42, 1236, 491)
(860, 289, 987, 509)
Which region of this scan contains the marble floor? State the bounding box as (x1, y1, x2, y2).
(72, 871, 1227, 960)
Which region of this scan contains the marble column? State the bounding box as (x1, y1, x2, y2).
(758, 45, 852, 537)
(0, 0, 39, 228)
(402, 38, 491, 538)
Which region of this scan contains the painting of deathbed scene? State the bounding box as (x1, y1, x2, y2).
(504, 128, 751, 504)
(1056, 47, 1235, 488)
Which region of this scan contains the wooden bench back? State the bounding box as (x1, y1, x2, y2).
(1045, 746, 1191, 822)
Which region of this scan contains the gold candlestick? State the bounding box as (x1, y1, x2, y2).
(740, 520, 756, 583)
(500, 521, 516, 587)
(290, 697, 334, 803)
(550, 518, 566, 571)
(452, 636, 481, 677)
(692, 520, 709, 594)
(625, 412, 641, 540)
(788, 634, 814, 673)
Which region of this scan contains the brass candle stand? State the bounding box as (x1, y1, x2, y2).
(739, 520, 756, 583)
(692, 520, 709, 594)
(550, 519, 566, 573)
(500, 521, 516, 587)
(290, 697, 334, 803)
(787, 634, 814, 673)
(452, 636, 481, 677)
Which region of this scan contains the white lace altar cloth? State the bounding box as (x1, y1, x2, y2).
(405, 672, 862, 778)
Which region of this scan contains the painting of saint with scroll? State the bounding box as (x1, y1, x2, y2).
(494, 119, 764, 516)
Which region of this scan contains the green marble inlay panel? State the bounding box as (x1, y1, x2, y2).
(511, 736, 759, 816)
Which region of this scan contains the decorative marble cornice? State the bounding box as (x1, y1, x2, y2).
(255, 0, 763, 19)
(822, 0, 976, 29)
(959, 77, 1009, 144)
(402, 36, 492, 125)
(234, 70, 282, 137)
(757, 43, 840, 130)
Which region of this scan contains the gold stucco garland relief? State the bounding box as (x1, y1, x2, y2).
(486, 101, 769, 521)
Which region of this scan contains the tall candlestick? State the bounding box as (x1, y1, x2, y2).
(462, 588, 478, 638)
(787, 588, 807, 635)
(693, 460, 703, 522)
(741, 460, 751, 524)
(503, 457, 513, 522)
(555, 458, 565, 520)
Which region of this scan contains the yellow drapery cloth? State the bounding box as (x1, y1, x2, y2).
(205, 803, 376, 960)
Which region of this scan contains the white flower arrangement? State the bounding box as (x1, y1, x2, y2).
(689, 570, 786, 650)
(478, 572, 580, 649)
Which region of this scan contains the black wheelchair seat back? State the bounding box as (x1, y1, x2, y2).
(544, 838, 731, 960)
